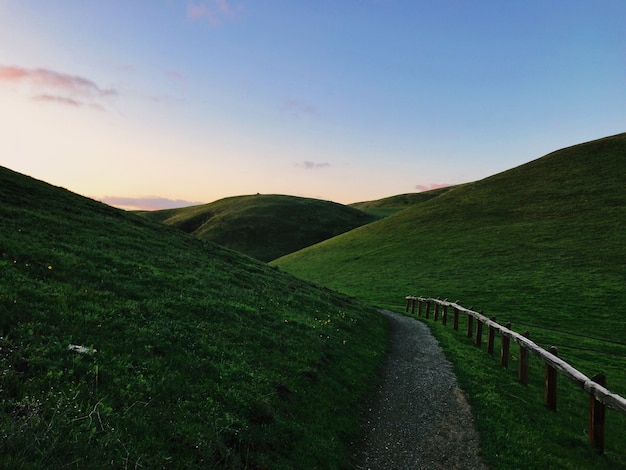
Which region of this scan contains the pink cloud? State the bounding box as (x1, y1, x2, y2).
(187, 0, 242, 24)
(0, 65, 116, 96)
(0, 65, 117, 110)
(415, 183, 450, 192)
(99, 196, 204, 211)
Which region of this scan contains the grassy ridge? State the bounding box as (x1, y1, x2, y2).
(137, 194, 379, 262)
(273, 133, 626, 468)
(350, 187, 453, 217)
(0, 167, 387, 468)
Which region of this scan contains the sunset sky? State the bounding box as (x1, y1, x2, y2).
(1, 1, 625, 209)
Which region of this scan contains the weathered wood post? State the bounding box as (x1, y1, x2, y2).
(425, 300, 431, 319)
(433, 301, 440, 321)
(544, 346, 558, 411)
(518, 331, 530, 386)
(466, 314, 474, 338)
(589, 373, 606, 454)
(487, 317, 496, 355)
(475, 317, 483, 347)
(453, 307, 459, 331)
(442, 304, 448, 326)
(405, 296, 410, 312)
(500, 323, 511, 368)
(417, 298, 423, 317)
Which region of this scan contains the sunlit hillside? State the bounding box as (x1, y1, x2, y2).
(273, 132, 626, 467)
(350, 186, 454, 217)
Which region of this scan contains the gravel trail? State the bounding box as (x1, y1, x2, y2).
(353, 309, 487, 469)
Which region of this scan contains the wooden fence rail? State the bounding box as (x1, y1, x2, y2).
(405, 295, 626, 454)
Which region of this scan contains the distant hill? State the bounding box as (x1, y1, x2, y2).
(350, 187, 454, 217)
(137, 194, 380, 262)
(0, 166, 386, 468)
(273, 133, 626, 467)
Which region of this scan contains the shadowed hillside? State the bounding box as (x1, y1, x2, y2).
(273, 133, 626, 467)
(137, 194, 380, 262)
(0, 166, 387, 468)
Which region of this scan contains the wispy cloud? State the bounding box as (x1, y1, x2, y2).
(32, 94, 81, 107)
(415, 183, 450, 192)
(99, 196, 204, 211)
(165, 69, 186, 81)
(32, 93, 106, 111)
(0, 66, 116, 96)
(187, 0, 243, 25)
(280, 98, 317, 119)
(297, 161, 331, 170)
(0, 65, 117, 109)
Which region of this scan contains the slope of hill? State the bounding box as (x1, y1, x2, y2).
(0, 166, 387, 468)
(137, 194, 380, 262)
(350, 186, 454, 217)
(273, 133, 626, 467)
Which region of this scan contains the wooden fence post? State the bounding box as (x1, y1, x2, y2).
(453, 308, 459, 331)
(487, 317, 496, 355)
(544, 346, 558, 411)
(442, 305, 448, 326)
(518, 331, 530, 386)
(417, 298, 422, 317)
(475, 318, 483, 347)
(434, 301, 439, 321)
(466, 314, 473, 338)
(405, 297, 410, 312)
(425, 300, 431, 319)
(589, 373, 606, 454)
(500, 323, 511, 368)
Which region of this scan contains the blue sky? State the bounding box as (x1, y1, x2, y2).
(1, 0, 624, 209)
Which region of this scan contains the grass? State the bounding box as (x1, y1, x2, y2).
(136, 194, 380, 262)
(273, 133, 626, 468)
(0, 166, 388, 468)
(349, 187, 453, 217)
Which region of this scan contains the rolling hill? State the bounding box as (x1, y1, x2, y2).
(273, 132, 626, 467)
(0, 166, 387, 468)
(136, 194, 380, 262)
(350, 186, 454, 217)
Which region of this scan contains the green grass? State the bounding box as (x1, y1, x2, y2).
(349, 187, 453, 217)
(273, 133, 626, 468)
(136, 194, 380, 262)
(0, 167, 387, 468)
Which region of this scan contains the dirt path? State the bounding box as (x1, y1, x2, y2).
(353, 310, 487, 469)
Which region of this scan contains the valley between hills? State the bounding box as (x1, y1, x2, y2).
(1, 132, 625, 468)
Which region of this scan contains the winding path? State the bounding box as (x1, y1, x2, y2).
(353, 310, 487, 469)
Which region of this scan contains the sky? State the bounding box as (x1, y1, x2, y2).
(1, 1, 625, 210)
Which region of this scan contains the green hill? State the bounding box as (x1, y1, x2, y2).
(350, 186, 454, 217)
(137, 194, 379, 262)
(273, 133, 626, 468)
(0, 166, 387, 468)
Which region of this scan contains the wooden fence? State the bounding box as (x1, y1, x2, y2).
(405, 295, 626, 454)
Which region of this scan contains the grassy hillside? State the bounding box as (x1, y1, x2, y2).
(0, 166, 387, 468)
(350, 186, 453, 217)
(273, 133, 626, 468)
(137, 194, 379, 262)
